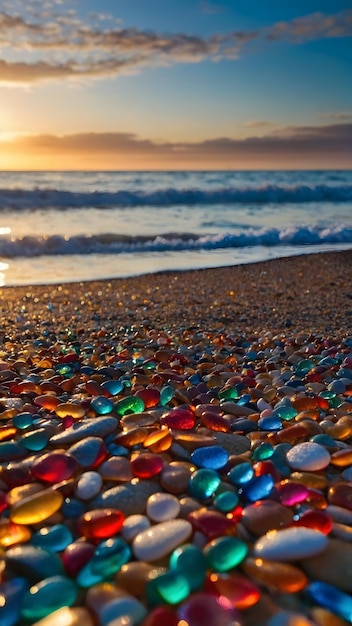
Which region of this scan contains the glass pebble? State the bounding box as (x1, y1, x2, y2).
(115, 396, 145, 416)
(91, 396, 114, 415)
(0, 577, 27, 626)
(101, 379, 124, 395)
(177, 592, 240, 626)
(147, 570, 190, 606)
(62, 540, 95, 577)
(20, 575, 77, 621)
(13, 412, 34, 429)
(20, 428, 49, 451)
(32, 524, 73, 552)
(227, 462, 254, 486)
(241, 474, 275, 502)
(258, 416, 283, 431)
(31, 452, 78, 483)
(243, 558, 308, 592)
(78, 508, 125, 539)
(306, 581, 352, 622)
(160, 385, 175, 406)
(191, 445, 229, 470)
(10, 488, 64, 525)
(160, 408, 196, 430)
(252, 442, 274, 461)
(205, 571, 261, 609)
(213, 491, 239, 513)
(131, 453, 163, 478)
(169, 543, 207, 591)
(90, 537, 131, 577)
(188, 468, 221, 500)
(204, 536, 248, 572)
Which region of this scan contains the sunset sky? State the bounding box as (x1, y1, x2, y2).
(0, 0, 351, 170)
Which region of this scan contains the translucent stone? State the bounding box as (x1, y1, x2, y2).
(13, 412, 34, 429)
(0, 577, 27, 626)
(55, 403, 85, 419)
(78, 509, 125, 539)
(243, 557, 308, 592)
(147, 570, 190, 605)
(160, 385, 175, 406)
(190, 445, 229, 470)
(213, 491, 239, 513)
(20, 429, 49, 451)
(205, 571, 261, 609)
(169, 543, 207, 591)
(32, 524, 73, 552)
(143, 429, 173, 453)
(31, 452, 78, 483)
(10, 488, 64, 525)
(20, 575, 77, 621)
(177, 592, 240, 626)
(62, 540, 95, 577)
(242, 474, 275, 502)
(131, 453, 164, 478)
(5, 545, 64, 580)
(188, 468, 221, 500)
(90, 396, 114, 415)
(28, 607, 94, 626)
(306, 581, 352, 622)
(101, 380, 124, 396)
(0, 519, 32, 547)
(204, 536, 248, 572)
(188, 508, 238, 540)
(227, 462, 254, 486)
(115, 396, 145, 416)
(160, 408, 196, 430)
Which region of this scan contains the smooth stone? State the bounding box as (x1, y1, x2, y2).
(254, 527, 328, 561)
(75, 471, 103, 500)
(49, 417, 119, 445)
(67, 437, 106, 468)
(121, 515, 151, 542)
(5, 546, 64, 583)
(100, 596, 147, 625)
(190, 446, 229, 470)
(302, 538, 352, 592)
(146, 493, 181, 522)
(326, 505, 352, 525)
(92, 480, 159, 516)
(99, 457, 133, 482)
(133, 519, 192, 561)
(160, 462, 193, 494)
(212, 432, 251, 455)
(241, 500, 294, 536)
(286, 442, 331, 471)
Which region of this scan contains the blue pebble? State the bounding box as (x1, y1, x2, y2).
(191, 445, 229, 470)
(101, 380, 124, 395)
(0, 577, 28, 626)
(310, 434, 336, 448)
(306, 581, 352, 622)
(32, 524, 73, 552)
(90, 396, 114, 415)
(236, 393, 251, 406)
(257, 416, 282, 431)
(61, 497, 85, 518)
(241, 474, 274, 502)
(227, 462, 254, 486)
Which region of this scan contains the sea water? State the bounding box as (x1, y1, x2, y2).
(0, 169, 351, 286)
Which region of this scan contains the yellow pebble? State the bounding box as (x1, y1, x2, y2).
(31, 607, 94, 626)
(55, 403, 85, 419)
(10, 489, 63, 525)
(0, 519, 31, 547)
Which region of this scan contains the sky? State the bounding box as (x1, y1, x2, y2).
(0, 0, 351, 170)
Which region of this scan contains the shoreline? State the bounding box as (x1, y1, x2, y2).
(1, 249, 351, 338)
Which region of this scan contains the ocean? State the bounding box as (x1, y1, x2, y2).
(0, 169, 351, 287)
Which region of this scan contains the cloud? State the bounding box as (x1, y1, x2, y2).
(244, 120, 277, 128)
(267, 10, 352, 42)
(0, 6, 350, 85)
(319, 111, 352, 122)
(2, 123, 351, 167)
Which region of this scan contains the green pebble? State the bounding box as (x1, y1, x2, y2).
(188, 468, 221, 500)
(204, 536, 248, 572)
(147, 570, 190, 606)
(115, 395, 145, 416)
(252, 442, 274, 461)
(219, 387, 239, 400)
(160, 385, 175, 406)
(20, 429, 49, 451)
(169, 543, 207, 591)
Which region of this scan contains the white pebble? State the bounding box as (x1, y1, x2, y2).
(146, 492, 181, 522)
(254, 527, 328, 561)
(121, 515, 150, 542)
(133, 519, 192, 561)
(286, 442, 331, 471)
(75, 471, 103, 500)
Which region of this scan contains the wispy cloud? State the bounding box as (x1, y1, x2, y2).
(244, 120, 277, 128)
(0, 6, 350, 84)
(318, 111, 352, 122)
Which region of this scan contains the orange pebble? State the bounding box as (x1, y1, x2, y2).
(242, 557, 308, 592)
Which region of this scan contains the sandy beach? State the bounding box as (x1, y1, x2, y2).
(1, 249, 352, 626)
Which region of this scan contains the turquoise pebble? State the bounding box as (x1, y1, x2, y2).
(0, 441, 27, 461)
(101, 380, 124, 395)
(310, 433, 336, 447)
(147, 570, 190, 606)
(169, 543, 207, 591)
(296, 359, 315, 373)
(32, 524, 73, 552)
(115, 395, 145, 416)
(306, 581, 352, 622)
(272, 406, 298, 421)
(227, 462, 254, 486)
(160, 385, 175, 406)
(13, 413, 34, 429)
(20, 428, 49, 451)
(90, 537, 131, 577)
(20, 575, 77, 621)
(188, 468, 221, 500)
(204, 536, 248, 572)
(237, 393, 251, 406)
(90, 396, 114, 415)
(213, 491, 239, 513)
(100, 597, 147, 626)
(242, 474, 274, 502)
(252, 443, 274, 461)
(191, 445, 229, 470)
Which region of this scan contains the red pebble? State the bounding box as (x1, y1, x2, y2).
(140, 606, 179, 626)
(85, 380, 110, 397)
(178, 592, 240, 626)
(328, 482, 352, 510)
(253, 460, 281, 483)
(131, 453, 163, 478)
(188, 509, 237, 540)
(78, 508, 125, 539)
(160, 408, 196, 430)
(34, 395, 61, 411)
(62, 540, 95, 576)
(31, 452, 78, 483)
(293, 510, 332, 535)
(200, 412, 231, 433)
(0, 490, 7, 514)
(204, 572, 260, 609)
(277, 481, 310, 506)
(135, 388, 161, 408)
